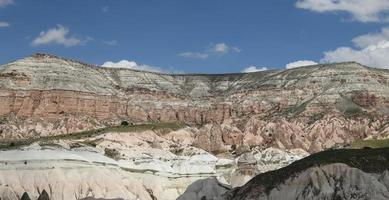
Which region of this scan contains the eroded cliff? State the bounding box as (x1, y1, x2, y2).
(1, 53, 389, 153)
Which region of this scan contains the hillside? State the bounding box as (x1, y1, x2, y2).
(0, 53, 388, 200)
(0, 53, 388, 153)
(225, 148, 389, 200)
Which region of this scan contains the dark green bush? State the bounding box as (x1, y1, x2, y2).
(121, 121, 129, 126)
(104, 148, 120, 160)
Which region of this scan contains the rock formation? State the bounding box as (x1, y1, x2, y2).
(225, 148, 389, 200)
(21, 192, 31, 200)
(37, 190, 49, 200)
(177, 177, 231, 200)
(0, 127, 303, 200)
(230, 153, 260, 187)
(0, 53, 388, 200)
(0, 53, 388, 153)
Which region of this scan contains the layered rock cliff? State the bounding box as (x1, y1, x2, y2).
(0, 53, 388, 200)
(1, 53, 388, 153)
(0, 54, 389, 152)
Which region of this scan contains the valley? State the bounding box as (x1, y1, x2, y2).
(0, 53, 388, 200)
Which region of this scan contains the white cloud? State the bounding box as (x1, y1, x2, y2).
(296, 0, 389, 22)
(321, 27, 389, 68)
(31, 25, 82, 47)
(178, 52, 209, 59)
(352, 27, 389, 48)
(242, 66, 268, 73)
(179, 42, 241, 59)
(103, 40, 118, 46)
(0, 0, 13, 7)
(102, 60, 162, 72)
(0, 21, 9, 27)
(286, 60, 318, 69)
(208, 43, 241, 54)
(322, 41, 389, 68)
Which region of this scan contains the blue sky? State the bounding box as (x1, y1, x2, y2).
(1, 0, 389, 73)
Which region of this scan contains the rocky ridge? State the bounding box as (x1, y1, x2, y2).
(0, 53, 389, 200)
(0, 53, 388, 153)
(224, 148, 389, 200)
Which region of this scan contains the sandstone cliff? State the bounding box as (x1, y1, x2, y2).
(1, 53, 389, 153)
(1, 53, 389, 200)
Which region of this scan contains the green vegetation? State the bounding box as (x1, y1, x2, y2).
(0, 122, 185, 150)
(120, 121, 130, 126)
(307, 112, 325, 125)
(39, 141, 65, 149)
(335, 94, 364, 117)
(104, 148, 121, 160)
(344, 106, 363, 117)
(351, 138, 389, 149)
(283, 99, 312, 117)
(0, 117, 7, 125)
(80, 138, 103, 147)
(245, 148, 389, 194)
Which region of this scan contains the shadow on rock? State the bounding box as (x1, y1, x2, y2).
(177, 177, 231, 200)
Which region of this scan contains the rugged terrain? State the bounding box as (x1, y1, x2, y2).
(1, 53, 389, 153)
(224, 148, 389, 200)
(0, 53, 388, 200)
(0, 125, 304, 200)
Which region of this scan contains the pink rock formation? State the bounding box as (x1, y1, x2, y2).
(0, 53, 388, 153)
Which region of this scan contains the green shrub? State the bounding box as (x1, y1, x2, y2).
(104, 148, 120, 160)
(121, 121, 129, 126)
